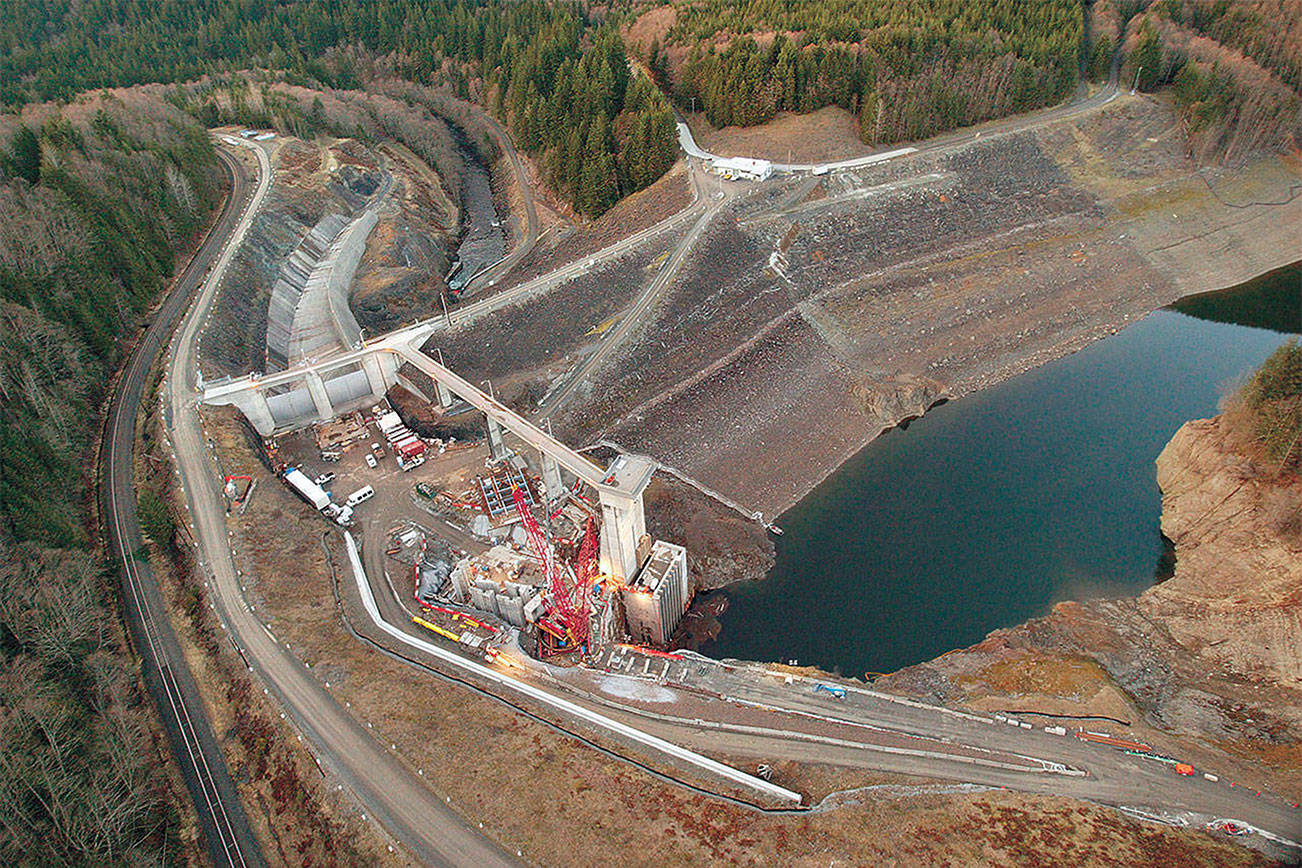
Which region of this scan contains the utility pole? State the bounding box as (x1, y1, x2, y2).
(440, 290, 452, 328)
(1131, 66, 1143, 95)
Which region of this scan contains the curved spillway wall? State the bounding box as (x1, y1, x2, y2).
(287, 209, 377, 366)
(265, 213, 349, 371)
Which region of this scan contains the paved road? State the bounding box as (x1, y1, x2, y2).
(102, 147, 265, 867)
(166, 138, 518, 867)
(353, 550, 1302, 853)
(676, 73, 1121, 174)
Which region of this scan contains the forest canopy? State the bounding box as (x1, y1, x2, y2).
(1121, 0, 1302, 160)
(0, 0, 677, 217)
(0, 92, 223, 862)
(642, 0, 1085, 144)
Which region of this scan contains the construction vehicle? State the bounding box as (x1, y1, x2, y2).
(514, 486, 594, 655)
(814, 683, 846, 699)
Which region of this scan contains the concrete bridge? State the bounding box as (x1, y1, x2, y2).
(201, 327, 653, 582)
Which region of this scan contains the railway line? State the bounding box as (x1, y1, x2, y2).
(131, 60, 1299, 862)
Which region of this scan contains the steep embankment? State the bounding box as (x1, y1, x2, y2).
(882, 414, 1302, 797)
(1147, 418, 1302, 693)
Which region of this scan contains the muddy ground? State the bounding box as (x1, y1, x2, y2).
(643, 474, 775, 590)
(351, 141, 459, 334)
(687, 105, 876, 164)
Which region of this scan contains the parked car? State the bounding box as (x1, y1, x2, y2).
(365, 453, 378, 468)
(314, 472, 336, 486)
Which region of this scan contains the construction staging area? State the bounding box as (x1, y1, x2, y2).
(261, 384, 694, 662)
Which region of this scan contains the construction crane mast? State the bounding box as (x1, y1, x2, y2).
(513, 487, 592, 651)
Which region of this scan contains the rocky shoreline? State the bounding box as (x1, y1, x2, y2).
(877, 415, 1302, 798)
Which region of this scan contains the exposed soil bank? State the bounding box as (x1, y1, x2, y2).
(642, 475, 774, 590)
(580, 96, 1302, 519)
(881, 416, 1302, 799)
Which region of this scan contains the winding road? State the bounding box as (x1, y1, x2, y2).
(102, 146, 264, 867)
(102, 135, 516, 866)
(137, 64, 1299, 862)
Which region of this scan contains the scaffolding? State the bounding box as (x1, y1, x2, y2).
(476, 463, 535, 519)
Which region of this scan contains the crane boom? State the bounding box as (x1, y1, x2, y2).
(514, 487, 589, 649)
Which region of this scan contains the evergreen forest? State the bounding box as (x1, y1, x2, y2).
(0, 1, 1298, 862)
(0, 94, 223, 862)
(653, 0, 1086, 144)
(0, 0, 677, 217)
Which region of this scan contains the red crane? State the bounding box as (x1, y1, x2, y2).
(513, 487, 591, 651)
(575, 515, 599, 588)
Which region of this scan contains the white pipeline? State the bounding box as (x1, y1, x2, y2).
(343, 532, 803, 805)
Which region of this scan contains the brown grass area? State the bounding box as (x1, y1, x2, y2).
(622, 6, 677, 56)
(949, 650, 1142, 724)
(957, 652, 1112, 699)
(688, 105, 873, 163)
(142, 404, 390, 866)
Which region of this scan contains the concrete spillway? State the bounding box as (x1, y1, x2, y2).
(265, 213, 349, 372)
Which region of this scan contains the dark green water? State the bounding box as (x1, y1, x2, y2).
(706, 262, 1301, 677)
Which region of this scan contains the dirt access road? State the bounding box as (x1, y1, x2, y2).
(538, 166, 730, 417)
(165, 137, 518, 867)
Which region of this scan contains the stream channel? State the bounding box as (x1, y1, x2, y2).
(705, 261, 1301, 677)
(446, 131, 506, 295)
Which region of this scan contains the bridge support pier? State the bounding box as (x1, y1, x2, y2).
(486, 416, 509, 461)
(232, 389, 277, 437)
(435, 379, 455, 410)
(361, 352, 397, 398)
(540, 454, 563, 501)
(598, 489, 647, 583)
(304, 370, 335, 420)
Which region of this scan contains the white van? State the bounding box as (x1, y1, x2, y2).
(345, 485, 375, 508)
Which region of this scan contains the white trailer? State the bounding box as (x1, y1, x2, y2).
(283, 467, 331, 510)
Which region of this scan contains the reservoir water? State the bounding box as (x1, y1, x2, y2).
(705, 262, 1301, 677)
